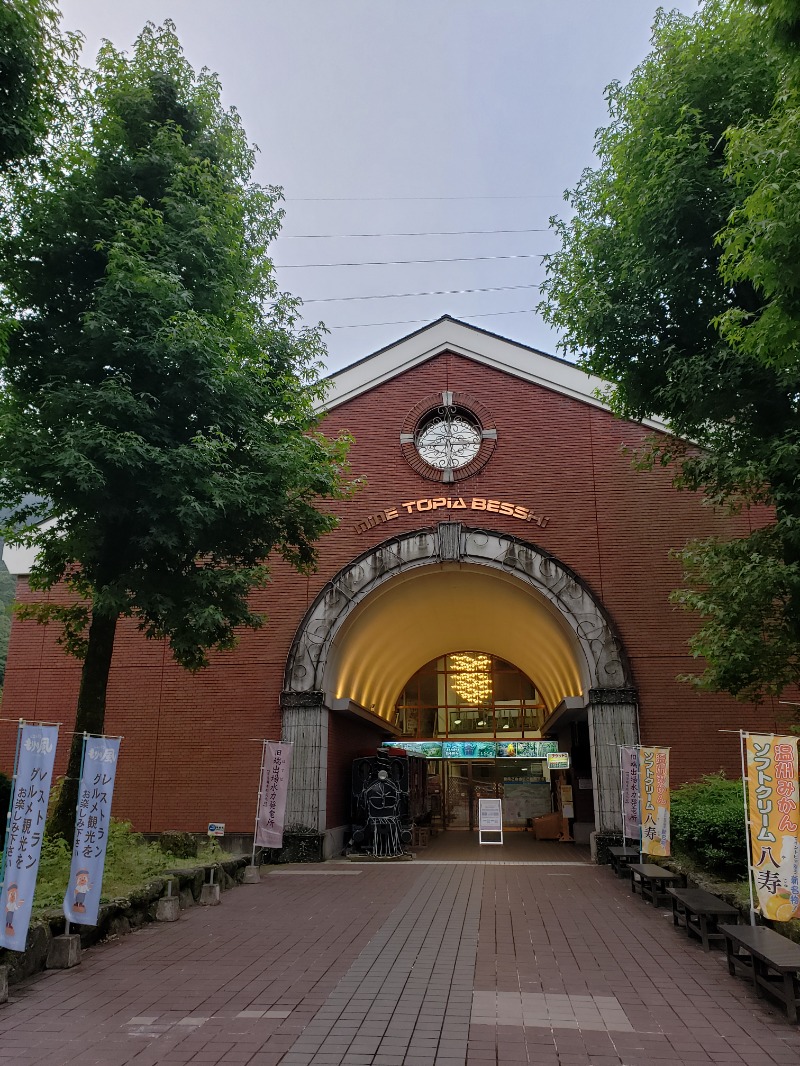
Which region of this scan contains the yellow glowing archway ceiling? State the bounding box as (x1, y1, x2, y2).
(327, 564, 585, 721)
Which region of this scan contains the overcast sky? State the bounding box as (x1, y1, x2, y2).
(59, 1, 699, 373)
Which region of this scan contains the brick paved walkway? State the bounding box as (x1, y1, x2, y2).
(2, 858, 800, 1066)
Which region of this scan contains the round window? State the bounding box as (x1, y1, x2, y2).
(414, 407, 482, 471)
(400, 390, 496, 483)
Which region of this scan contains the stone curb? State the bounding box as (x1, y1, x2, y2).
(0, 855, 250, 987)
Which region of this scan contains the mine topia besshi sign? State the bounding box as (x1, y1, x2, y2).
(354, 497, 550, 534)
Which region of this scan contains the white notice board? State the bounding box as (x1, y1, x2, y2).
(478, 798, 503, 845)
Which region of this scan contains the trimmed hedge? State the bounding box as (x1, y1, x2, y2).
(671, 773, 747, 880)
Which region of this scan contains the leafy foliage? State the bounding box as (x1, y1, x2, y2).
(539, 1, 800, 700)
(32, 819, 222, 912)
(0, 771, 10, 848)
(0, 21, 353, 836)
(0, 0, 78, 171)
(671, 773, 748, 879)
(0, 560, 15, 685)
(0, 23, 351, 668)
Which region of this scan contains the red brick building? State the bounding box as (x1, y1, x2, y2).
(1, 317, 780, 854)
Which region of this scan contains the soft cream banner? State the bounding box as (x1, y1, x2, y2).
(639, 746, 670, 856)
(746, 734, 800, 921)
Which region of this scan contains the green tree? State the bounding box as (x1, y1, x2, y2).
(540, 1, 800, 701)
(0, 0, 77, 171)
(0, 22, 352, 840)
(0, 558, 14, 686)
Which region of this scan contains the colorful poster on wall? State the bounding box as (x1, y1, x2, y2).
(621, 746, 640, 841)
(64, 735, 121, 927)
(745, 734, 800, 921)
(497, 740, 559, 758)
(0, 724, 59, 951)
(639, 746, 670, 856)
(384, 742, 443, 758)
(255, 741, 294, 848)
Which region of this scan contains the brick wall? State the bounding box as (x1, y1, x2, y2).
(0, 349, 786, 831)
(326, 714, 391, 830)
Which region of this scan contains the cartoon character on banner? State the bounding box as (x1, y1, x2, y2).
(72, 869, 91, 914)
(4, 884, 23, 936)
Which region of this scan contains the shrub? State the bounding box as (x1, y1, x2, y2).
(157, 830, 198, 859)
(671, 773, 747, 880)
(31, 819, 224, 913)
(0, 771, 11, 848)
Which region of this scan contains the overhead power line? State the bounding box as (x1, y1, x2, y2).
(328, 308, 537, 329)
(302, 283, 539, 304)
(284, 194, 560, 201)
(280, 227, 548, 239)
(277, 253, 545, 269)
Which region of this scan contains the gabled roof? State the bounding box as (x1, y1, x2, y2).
(321, 315, 667, 432)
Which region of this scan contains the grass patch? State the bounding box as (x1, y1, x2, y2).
(30, 819, 227, 915)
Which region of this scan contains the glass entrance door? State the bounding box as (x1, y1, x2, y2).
(446, 761, 471, 828)
(445, 761, 500, 829)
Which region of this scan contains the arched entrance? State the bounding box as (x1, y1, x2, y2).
(282, 523, 638, 853)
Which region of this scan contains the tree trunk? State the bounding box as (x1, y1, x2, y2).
(47, 610, 118, 841)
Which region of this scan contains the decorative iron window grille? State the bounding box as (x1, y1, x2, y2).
(414, 406, 482, 471)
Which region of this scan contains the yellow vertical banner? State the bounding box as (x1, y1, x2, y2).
(745, 734, 800, 921)
(639, 746, 670, 856)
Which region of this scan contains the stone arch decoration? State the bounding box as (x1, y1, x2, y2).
(284, 522, 633, 698)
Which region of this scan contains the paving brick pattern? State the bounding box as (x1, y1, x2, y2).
(283, 864, 481, 1066)
(2, 859, 800, 1065)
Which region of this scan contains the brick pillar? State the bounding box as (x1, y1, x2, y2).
(588, 688, 639, 833)
(280, 690, 329, 833)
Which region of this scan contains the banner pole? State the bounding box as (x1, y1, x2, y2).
(740, 731, 756, 927)
(618, 745, 627, 847)
(0, 719, 25, 890)
(251, 739, 268, 867)
(66, 732, 90, 936)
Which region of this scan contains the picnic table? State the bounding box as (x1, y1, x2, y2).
(608, 846, 640, 878)
(666, 887, 739, 951)
(629, 863, 683, 906)
(720, 923, 800, 1023)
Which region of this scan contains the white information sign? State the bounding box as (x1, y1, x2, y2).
(207, 823, 225, 837)
(478, 798, 503, 845)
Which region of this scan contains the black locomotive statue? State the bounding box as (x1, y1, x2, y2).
(349, 748, 413, 858)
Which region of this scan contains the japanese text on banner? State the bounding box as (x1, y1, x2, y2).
(621, 746, 640, 840)
(0, 724, 59, 951)
(746, 734, 800, 921)
(639, 746, 670, 856)
(64, 736, 121, 927)
(255, 742, 293, 849)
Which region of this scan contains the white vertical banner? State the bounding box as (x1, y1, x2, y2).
(64, 735, 121, 927)
(621, 745, 640, 841)
(0, 723, 59, 951)
(255, 741, 293, 848)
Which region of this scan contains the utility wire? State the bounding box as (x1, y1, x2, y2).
(303, 283, 538, 304)
(284, 194, 560, 201)
(328, 308, 537, 329)
(280, 226, 548, 239)
(277, 253, 545, 269)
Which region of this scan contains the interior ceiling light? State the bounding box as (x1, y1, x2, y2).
(449, 652, 492, 704)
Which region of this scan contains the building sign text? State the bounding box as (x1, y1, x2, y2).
(355, 497, 550, 534)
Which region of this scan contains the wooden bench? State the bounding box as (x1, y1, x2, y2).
(720, 923, 800, 1023)
(608, 846, 640, 878)
(629, 863, 684, 906)
(666, 887, 739, 951)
